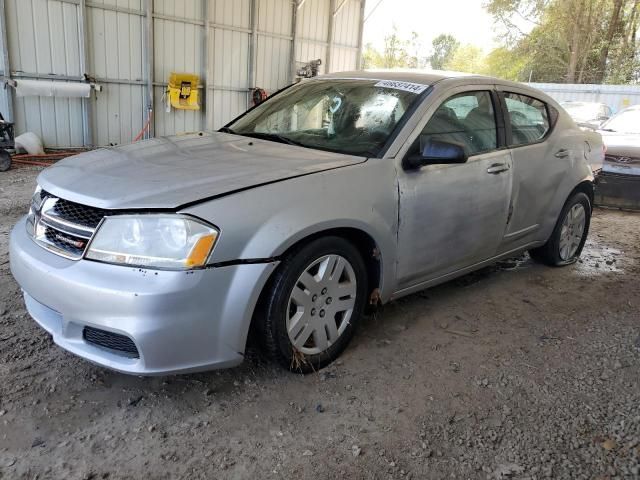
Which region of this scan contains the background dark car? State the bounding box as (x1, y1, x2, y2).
(595, 105, 640, 210)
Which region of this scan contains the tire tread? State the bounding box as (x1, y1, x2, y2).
(255, 236, 367, 373)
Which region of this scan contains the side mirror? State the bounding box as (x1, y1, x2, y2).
(404, 137, 468, 170)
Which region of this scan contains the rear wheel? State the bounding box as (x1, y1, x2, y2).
(529, 192, 591, 266)
(257, 236, 367, 373)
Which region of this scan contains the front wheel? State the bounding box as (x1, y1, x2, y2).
(256, 236, 368, 373)
(529, 191, 591, 266)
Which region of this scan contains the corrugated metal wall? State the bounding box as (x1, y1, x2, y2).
(0, 0, 364, 148)
(329, 0, 360, 72)
(295, 0, 329, 72)
(153, 0, 204, 137)
(7, 0, 85, 147)
(0, 0, 12, 125)
(529, 83, 640, 114)
(209, 0, 251, 130)
(87, 0, 145, 146)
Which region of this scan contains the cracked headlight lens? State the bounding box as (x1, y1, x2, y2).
(85, 215, 218, 269)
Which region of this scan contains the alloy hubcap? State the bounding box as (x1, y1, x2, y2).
(286, 254, 357, 355)
(559, 203, 586, 261)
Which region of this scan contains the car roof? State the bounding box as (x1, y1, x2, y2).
(318, 69, 473, 84)
(310, 69, 565, 109)
(612, 104, 640, 115)
(316, 69, 543, 91)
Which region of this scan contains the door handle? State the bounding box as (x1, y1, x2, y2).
(487, 163, 509, 174)
(555, 149, 570, 158)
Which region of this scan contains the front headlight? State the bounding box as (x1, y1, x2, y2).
(26, 185, 43, 236)
(31, 185, 43, 210)
(85, 215, 219, 269)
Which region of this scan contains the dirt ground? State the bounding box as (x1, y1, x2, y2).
(0, 166, 639, 480)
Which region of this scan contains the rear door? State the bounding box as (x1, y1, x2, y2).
(496, 88, 569, 249)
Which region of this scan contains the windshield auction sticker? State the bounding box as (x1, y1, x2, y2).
(374, 80, 429, 94)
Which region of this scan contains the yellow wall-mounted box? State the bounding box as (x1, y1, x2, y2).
(168, 72, 200, 110)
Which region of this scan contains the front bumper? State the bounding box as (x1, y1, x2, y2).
(9, 217, 278, 375)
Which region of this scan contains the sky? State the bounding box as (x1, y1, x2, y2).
(362, 0, 502, 55)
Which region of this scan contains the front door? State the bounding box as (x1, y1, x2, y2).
(396, 90, 513, 290)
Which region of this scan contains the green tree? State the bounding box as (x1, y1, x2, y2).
(408, 31, 427, 69)
(362, 42, 383, 69)
(445, 44, 487, 73)
(381, 26, 410, 68)
(360, 28, 427, 69)
(485, 0, 640, 84)
(482, 47, 528, 80)
(428, 34, 460, 70)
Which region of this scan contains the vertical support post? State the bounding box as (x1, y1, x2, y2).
(143, 0, 154, 139)
(248, 0, 258, 107)
(0, 0, 13, 123)
(355, 0, 365, 70)
(201, 0, 209, 130)
(249, 3, 258, 82)
(289, 0, 298, 83)
(78, 0, 93, 146)
(326, 0, 336, 74)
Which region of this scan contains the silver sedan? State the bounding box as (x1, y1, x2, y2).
(10, 71, 602, 375)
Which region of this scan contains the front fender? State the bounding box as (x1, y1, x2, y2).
(183, 160, 399, 300)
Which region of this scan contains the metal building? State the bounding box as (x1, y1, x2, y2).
(528, 82, 640, 114)
(0, 0, 365, 148)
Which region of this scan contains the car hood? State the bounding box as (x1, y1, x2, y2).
(38, 132, 366, 209)
(598, 131, 640, 176)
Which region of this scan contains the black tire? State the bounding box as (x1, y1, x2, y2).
(0, 150, 11, 172)
(529, 191, 591, 266)
(256, 236, 368, 373)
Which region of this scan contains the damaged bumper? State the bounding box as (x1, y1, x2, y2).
(9, 216, 278, 375)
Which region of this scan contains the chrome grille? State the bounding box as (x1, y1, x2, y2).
(51, 198, 108, 228)
(43, 226, 86, 258)
(29, 191, 106, 260)
(605, 154, 639, 164)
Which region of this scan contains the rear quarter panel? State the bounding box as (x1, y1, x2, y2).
(581, 129, 605, 173)
(536, 104, 596, 242)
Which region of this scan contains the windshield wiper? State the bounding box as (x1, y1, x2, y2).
(218, 126, 236, 134)
(600, 128, 616, 132)
(240, 132, 305, 147)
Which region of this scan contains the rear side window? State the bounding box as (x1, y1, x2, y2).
(504, 93, 550, 146)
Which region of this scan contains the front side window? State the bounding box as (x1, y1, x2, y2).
(417, 91, 497, 157)
(228, 79, 426, 157)
(504, 93, 550, 146)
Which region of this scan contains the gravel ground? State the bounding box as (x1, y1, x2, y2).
(0, 166, 639, 480)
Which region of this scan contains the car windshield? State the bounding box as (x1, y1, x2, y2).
(562, 103, 601, 122)
(600, 109, 640, 134)
(226, 79, 428, 157)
